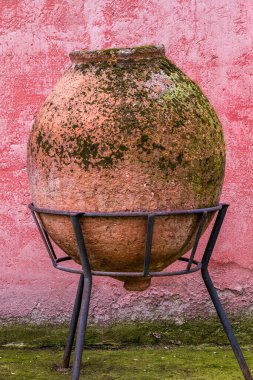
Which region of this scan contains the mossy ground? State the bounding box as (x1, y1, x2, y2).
(1, 319, 253, 379)
(1, 346, 253, 380)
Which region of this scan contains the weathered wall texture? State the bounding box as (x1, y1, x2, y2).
(0, 0, 252, 323)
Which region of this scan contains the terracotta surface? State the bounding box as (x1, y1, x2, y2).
(27, 45, 225, 290)
(1, 0, 252, 321)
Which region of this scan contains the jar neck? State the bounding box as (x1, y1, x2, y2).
(69, 45, 165, 64)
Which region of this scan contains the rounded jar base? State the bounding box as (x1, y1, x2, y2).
(123, 277, 151, 291)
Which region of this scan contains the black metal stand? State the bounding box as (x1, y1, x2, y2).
(29, 203, 253, 380)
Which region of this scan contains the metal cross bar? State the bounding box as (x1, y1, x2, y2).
(143, 215, 155, 276)
(186, 211, 207, 271)
(31, 210, 57, 264)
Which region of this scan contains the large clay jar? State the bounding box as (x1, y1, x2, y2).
(27, 45, 225, 291)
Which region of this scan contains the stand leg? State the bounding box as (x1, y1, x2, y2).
(202, 268, 253, 380)
(71, 276, 92, 380)
(62, 274, 84, 368)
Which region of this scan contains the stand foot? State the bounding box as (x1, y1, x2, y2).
(71, 276, 92, 380)
(202, 268, 253, 380)
(63, 274, 84, 368)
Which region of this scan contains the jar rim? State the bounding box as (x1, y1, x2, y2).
(69, 44, 165, 64)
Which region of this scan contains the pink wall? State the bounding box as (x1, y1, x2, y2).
(1, 0, 252, 323)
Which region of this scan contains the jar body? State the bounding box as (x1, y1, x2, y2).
(27, 45, 225, 290)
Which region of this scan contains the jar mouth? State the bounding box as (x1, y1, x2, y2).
(69, 44, 165, 64)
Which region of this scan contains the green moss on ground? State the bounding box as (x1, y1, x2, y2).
(1, 320, 253, 379)
(0, 346, 253, 380)
(1, 318, 253, 349)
